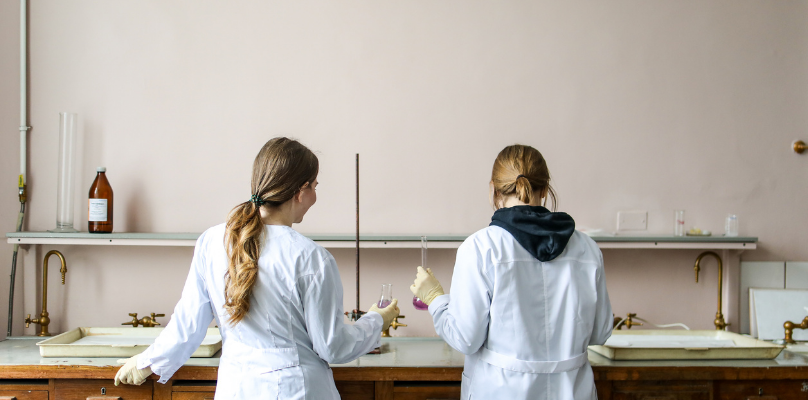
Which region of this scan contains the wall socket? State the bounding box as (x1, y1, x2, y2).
(617, 211, 647, 231)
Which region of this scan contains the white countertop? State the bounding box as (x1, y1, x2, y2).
(0, 336, 465, 369)
(3, 335, 807, 369)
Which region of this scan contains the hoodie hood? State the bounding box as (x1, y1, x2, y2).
(489, 205, 575, 262)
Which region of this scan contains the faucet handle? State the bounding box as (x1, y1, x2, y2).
(624, 313, 643, 329)
(390, 315, 407, 331)
(150, 313, 165, 327)
(122, 313, 139, 327)
(140, 313, 165, 327)
(24, 314, 34, 328)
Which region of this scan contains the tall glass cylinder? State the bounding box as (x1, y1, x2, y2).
(49, 112, 78, 233)
(413, 236, 430, 310)
(673, 210, 685, 237)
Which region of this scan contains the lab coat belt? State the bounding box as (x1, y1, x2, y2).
(479, 348, 589, 374)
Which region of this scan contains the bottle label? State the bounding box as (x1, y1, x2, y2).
(89, 199, 108, 222)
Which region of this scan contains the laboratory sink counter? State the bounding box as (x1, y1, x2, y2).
(0, 336, 464, 368)
(3, 336, 808, 399)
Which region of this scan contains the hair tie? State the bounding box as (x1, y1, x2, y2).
(249, 194, 265, 207)
(516, 175, 526, 180)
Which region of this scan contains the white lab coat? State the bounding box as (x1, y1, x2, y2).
(429, 227, 612, 400)
(138, 224, 382, 399)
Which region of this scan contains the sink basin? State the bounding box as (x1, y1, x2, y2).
(36, 327, 222, 358)
(588, 330, 783, 360)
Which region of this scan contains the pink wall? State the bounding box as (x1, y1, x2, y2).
(1, 1, 23, 340)
(2, 1, 808, 339)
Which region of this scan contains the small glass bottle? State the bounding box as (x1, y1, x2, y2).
(378, 284, 392, 308)
(674, 210, 685, 237)
(725, 214, 739, 237)
(88, 167, 113, 233)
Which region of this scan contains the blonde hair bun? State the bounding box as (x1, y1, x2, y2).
(491, 145, 557, 210)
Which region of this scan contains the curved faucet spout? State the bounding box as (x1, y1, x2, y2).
(24, 250, 67, 336)
(694, 251, 728, 330)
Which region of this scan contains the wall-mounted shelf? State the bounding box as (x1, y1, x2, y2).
(589, 235, 757, 250)
(6, 232, 757, 250)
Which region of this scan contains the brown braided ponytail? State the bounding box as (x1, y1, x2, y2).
(223, 137, 318, 326)
(491, 144, 558, 211)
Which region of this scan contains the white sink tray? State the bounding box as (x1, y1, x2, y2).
(37, 327, 222, 358)
(588, 330, 784, 360)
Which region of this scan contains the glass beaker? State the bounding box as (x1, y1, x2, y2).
(378, 284, 392, 308)
(725, 214, 738, 237)
(49, 112, 79, 233)
(413, 236, 430, 311)
(673, 210, 685, 237)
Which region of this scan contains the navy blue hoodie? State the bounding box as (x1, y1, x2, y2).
(489, 205, 576, 262)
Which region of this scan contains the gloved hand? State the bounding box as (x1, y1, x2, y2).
(410, 266, 444, 306)
(114, 355, 152, 386)
(369, 298, 400, 331)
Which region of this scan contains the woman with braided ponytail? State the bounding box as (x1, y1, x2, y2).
(411, 144, 613, 399)
(115, 137, 399, 399)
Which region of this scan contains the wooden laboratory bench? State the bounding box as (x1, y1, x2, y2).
(2, 336, 808, 399)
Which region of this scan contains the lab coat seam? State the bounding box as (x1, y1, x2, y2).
(542, 261, 550, 362)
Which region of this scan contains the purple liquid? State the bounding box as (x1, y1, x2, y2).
(378, 300, 391, 308)
(412, 296, 429, 310)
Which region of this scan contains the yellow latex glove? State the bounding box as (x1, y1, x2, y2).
(368, 298, 400, 331)
(114, 355, 152, 386)
(410, 266, 444, 306)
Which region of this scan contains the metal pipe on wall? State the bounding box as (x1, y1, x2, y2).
(8, 0, 30, 337)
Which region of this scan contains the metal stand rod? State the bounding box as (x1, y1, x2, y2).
(355, 154, 359, 312)
(345, 154, 365, 322)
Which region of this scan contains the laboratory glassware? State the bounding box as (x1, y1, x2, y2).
(88, 167, 113, 233)
(49, 112, 78, 233)
(413, 236, 430, 311)
(674, 210, 685, 237)
(378, 284, 392, 308)
(725, 214, 738, 237)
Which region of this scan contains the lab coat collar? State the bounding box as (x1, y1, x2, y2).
(264, 224, 296, 239)
(489, 205, 575, 262)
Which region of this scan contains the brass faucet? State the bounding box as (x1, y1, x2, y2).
(381, 315, 407, 337)
(122, 313, 165, 327)
(614, 313, 644, 330)
(694, 251, 729, 330)
(783, 316, 808, 344)
(24, 250, 67, 336)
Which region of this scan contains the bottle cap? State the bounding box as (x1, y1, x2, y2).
(97, 167, 106, 173)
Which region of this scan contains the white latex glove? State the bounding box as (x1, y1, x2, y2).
(114, 355, 152, 386)
(410, 266, 445, 306)
(368, 298, 400, 331)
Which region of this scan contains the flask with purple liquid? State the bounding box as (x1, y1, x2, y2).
(413, 236, 430, 310)
(378, 284, 393, 308)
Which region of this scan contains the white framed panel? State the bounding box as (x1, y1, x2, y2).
(740, 262, 785, 335)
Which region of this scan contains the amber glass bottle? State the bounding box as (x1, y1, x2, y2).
(88, 167, 113, 233)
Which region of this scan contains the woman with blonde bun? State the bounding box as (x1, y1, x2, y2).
(116, 137, 399, 399)
(411, 144, 612, 400)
